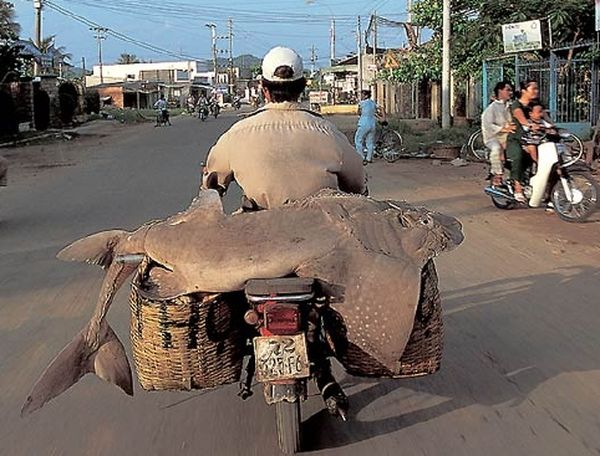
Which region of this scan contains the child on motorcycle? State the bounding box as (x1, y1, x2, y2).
(521, 102, 555, 163)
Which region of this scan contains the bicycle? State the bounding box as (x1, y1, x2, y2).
(462, 128, 584, 166)
(372, 121, 404, 163)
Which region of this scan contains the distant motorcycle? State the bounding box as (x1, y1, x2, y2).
(198, 105, 209, 122)
(155, 109, 171, 127)
(0, 155, 7, 188)
(210, 101, 221, 119)
(484, 131, 599, 222)
(232, 98, 242, 110)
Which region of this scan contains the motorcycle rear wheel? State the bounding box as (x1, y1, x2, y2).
(551, 172, 599, 222)
(276, 401, 301, 454)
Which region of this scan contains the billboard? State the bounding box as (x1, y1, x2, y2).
(502, 19, 542, 53)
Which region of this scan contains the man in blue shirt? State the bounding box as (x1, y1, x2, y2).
(355, 90, 383, 164)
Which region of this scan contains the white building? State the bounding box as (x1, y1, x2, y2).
(86, 60, 213, 87)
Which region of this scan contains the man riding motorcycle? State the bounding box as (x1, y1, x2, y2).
(153, 94, 171, 126)
(202, 46, 365, 210)
(201, 46, 366, 413)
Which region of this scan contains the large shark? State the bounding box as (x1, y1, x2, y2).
(22, 189, 463, 415)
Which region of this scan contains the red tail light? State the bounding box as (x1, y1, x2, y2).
(265, 303, 301, 335)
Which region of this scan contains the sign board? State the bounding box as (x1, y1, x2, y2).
(309, 91, 329, 104)
(597, 0, 600, 31)
(502, 19, 542, 53)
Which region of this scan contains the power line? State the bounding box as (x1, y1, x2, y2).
(44, 0, 207, 61)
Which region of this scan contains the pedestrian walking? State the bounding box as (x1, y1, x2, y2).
(355, 90, 384, 164)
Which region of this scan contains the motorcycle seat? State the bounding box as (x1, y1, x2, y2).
(245, 277, 314, 297)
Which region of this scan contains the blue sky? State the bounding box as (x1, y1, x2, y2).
(13, 0, 412, 68)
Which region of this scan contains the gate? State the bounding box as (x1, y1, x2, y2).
(483, 50, 598, 129)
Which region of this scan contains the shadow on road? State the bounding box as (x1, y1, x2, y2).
(303, 265, 600, 451)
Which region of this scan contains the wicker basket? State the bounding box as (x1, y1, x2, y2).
(129, 259, 245, 391)
(325, 259, 443, 378)
(429, 143, 462, 160)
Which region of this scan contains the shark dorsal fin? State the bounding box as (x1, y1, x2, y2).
(191, 189, 224, 214)
(168, 190, 225, 226)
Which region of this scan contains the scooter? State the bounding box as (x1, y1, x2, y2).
(484, 132, 599, 222)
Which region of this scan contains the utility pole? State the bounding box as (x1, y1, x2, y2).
(357, 16, 363, 93)
(330, 18, 336, 66)
(33, 0, 43, 75)
(90, 27, 107, 84)
(81, 56, 86, 90)
(372, 12, 377, 82)
(228, 18, 234, 95)
(441, 0, 451, 128)
(310, 45, 317, 77)
(205, 23, 218, 88)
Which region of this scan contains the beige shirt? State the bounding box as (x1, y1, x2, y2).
(481, 100, 511, 146)
(202, 102, 365, 209)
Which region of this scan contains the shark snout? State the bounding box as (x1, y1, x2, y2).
(432, 213, 464, 248)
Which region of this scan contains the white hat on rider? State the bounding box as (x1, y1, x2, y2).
(261, 46, 304, 82)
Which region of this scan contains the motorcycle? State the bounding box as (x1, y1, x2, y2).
(0, 155, 7, 189)
(155, 109, 170, 127)
(239, 277, 347, 454)
(198, 105, 209, 122)
(232, 98, 242, 110)
(210, 101, 221, 119)
(484, 132, 599, 222)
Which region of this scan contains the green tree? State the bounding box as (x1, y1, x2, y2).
(386, 0, 596, 83)
(117, 53, 140, 64)
(35, 35, 72, 74)
(0, 1, 22, 82)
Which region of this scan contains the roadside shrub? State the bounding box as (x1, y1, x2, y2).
(84, 90, 100, 114)
(58, 83, 79, 125)
(0, 90, 18, 137)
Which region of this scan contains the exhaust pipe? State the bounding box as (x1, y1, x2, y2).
(484, 186, 515, 201)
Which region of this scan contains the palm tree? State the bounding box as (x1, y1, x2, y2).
(34, 35, 72, 75)
(117, 53, 140, 64)
(0, 1, 22, 81)
(0, 0, 20, 39)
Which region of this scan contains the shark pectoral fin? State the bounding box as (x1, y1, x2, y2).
(21, 322, 132, 417)
(144, 267, 189, 300)
(92, 324, 133, 396)
(57, 230, 128, 268)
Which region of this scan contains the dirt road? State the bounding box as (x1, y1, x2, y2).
(1, 114, 599, 456)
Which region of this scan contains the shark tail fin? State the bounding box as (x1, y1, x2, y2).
(21, 321, 133, 417)
(57, 230, 128, 269)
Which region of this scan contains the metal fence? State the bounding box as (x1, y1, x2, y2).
(483, 53, 598, 127)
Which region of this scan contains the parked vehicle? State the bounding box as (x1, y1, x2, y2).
(240, 277, 347, 454)
(484, 132, 598, 222)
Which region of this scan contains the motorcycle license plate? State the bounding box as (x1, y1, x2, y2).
(253, 334, 310, 382)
